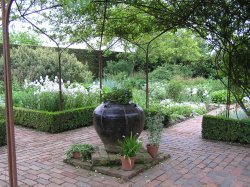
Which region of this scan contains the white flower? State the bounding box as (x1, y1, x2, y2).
(192, 88, 198, 95)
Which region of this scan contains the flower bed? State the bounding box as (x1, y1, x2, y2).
(159, 99, 207, 123)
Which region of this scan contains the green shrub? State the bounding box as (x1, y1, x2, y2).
(0, 46, 93, 83)
(202, 115, 250, 144)
(0, 119, 6, 146)
(149, 64, 193, 81)
(166, 79, 185, 102)
(0, 106, 96, 133)
(190, 61, 216, 78)
(211, 90, 234, 104)
(103, 88, 132, 104)
(104, 59, 133, 77)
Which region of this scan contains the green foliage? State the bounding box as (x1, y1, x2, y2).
(150, 82, 167, 100)
(12, 89, 99, 112)
(65, 144, 95, 161)
(144, 109, 170, 128)
(122, 72, 145, 90)
(63, 92, 99, 110)
(0, 120, 6, 146)
(211, 90, 234, 104)
(202, 115, 250, 144)
(146, 113, 164, 145)
(104, 59, 133, 77)
(149, 29, 208, 65)
(0, 30, 43, 46)
(190, 60, 216, 78)
(103, 88, 132, 104)
(166, 79, 185, 102)
(120, 133, 142, 158)
(149, 64, 193, 81)
(0, 106, 95, 133)
(0, 46, 93, 84)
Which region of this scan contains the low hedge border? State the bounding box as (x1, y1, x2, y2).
(0, 106, 96, 133)
(202, 115, 250, 144)
(0, 119, 6, 146)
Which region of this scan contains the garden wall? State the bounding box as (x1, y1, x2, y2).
(0, 106, 96, 133)
(202, 115, 250, 144)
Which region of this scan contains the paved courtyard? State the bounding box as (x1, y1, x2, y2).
(0, 110, 250, 187)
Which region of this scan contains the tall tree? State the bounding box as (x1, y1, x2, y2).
(0, 30, 43, 46)
(186, 0, 250, 116)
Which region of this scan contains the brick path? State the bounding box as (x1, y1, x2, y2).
(0, 109, 250, 187)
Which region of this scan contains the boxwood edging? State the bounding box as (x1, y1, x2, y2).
(0, 106, 96, 133)
(0, 119, 6, 146)
(202, 115, 250, 144)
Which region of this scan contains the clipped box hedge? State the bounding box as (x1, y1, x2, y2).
(0, 119, 6, 146)
(0, 106, 96, 133)
(202, 115, 250, 144)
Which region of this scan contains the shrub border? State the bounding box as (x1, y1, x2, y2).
(0, 106, 96, 133)
(202, 115, 250, 144)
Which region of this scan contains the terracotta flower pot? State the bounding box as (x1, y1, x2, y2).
(73, 152, 80, 159)
(121, 157, 136, 171)
(147, 144, 159, 158)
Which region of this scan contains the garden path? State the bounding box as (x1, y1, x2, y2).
(0, 109, 250, 187)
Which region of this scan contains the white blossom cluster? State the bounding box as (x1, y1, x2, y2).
(159, 99, 206, 111)
(186, 87, 209, 97)
(150, 82, 166, 99)
(24, 76, 100, 96)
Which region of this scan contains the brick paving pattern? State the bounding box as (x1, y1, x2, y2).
(0, 109, 250, 187)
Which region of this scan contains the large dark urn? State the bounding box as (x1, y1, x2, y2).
(93, 102, 144, 153)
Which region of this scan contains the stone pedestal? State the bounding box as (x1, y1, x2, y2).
(64, 146, 171, 181)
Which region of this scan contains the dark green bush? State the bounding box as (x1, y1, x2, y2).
(0, 119, 6, 146)
(0, 46, 93, 83)
(166, 79, 185, 102)
(202, 115, 250, 144)
(103, 88, 132, 104)
(0, 106, 96, 133)
(149, 64, 193, 81)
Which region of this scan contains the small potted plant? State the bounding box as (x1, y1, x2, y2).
(120, 133, 142, 171)
(65, 144, 95, 161)
(146, 112, 164, 158)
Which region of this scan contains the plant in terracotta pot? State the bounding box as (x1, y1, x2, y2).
(146, 112, 164, 158)
(120, 133, 143, 171)
(93, 87, 144, 153)
(65, 144, 95, 161)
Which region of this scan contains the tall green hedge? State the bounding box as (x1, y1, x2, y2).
(202, 115, 250, 144)
(0, 119, 6, 146)
(0, 106, 96, 133)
